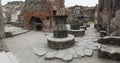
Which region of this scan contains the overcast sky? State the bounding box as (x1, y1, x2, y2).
(2, 0, 98, 7)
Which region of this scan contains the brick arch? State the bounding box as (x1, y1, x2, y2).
(29, 16, 43, 30)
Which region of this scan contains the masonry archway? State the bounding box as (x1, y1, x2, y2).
(29, 16, 43, 31)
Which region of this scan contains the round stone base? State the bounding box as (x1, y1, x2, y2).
(47, 34, 75, 50)
(80, 26, 87, 30)
(68, 29, 85, 37)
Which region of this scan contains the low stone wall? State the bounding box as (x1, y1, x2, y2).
(98, 36, 120, 45)
(98, 45, 120, 60)
(68, 29, 85, 37)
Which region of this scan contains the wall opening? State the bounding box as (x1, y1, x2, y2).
(30, 16, 43, 31)
(53, 10, 57, 16)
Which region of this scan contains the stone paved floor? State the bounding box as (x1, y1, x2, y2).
(5, 24, 120, 63)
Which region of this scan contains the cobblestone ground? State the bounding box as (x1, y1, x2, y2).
(5, 23, 120, 63)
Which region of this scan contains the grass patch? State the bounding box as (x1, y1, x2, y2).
(88, 21, 94, 24)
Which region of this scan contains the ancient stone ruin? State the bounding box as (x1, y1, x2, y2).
(0, 0, 4, 51)
(47, 15, 75, 49)
(67, 5, 95, 23)
(22, 0, 65, 32)
(3, 1, 24, 24)
(69, 18, 85, 37)
(96, 0, 120, 34)
(96, 0, 120, 61)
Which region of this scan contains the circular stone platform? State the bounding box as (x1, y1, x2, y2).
(69, 29, 85, 37)
(47, 34, 75, 50)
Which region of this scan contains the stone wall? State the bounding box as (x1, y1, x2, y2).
(22, 0, 65, 32)
(3, 1, 24, 23)
(0, 0, 4, 50)
(67, 5, 95, 23)
(97, 0, 120, 34)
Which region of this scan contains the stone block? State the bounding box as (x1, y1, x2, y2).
(55, 50, 67, 59)
(80, 26, 87, 30)
(45, 51, 58, 60)
(63, 53, 73, 62)
(98, 36, 120, 46)
(32, 48, 47, 57)
(98, 44, 120, 60)
(100, 31, 108, 37)
(5, 32, 12, 38)
(68, 29, 85, 37)
(84, 49, 93, 57)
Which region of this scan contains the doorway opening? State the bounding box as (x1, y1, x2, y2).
(30, 16, 43, 31)
(53, 10, 57, 16)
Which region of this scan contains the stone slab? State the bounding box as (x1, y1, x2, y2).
(74, 47, 85, 57)
(32, 48, 47, 57)
(67, 48, 78, 58)
(63, 53, 73, 62)
(55, 50, 67, 59)
(84, 49, 93, 56)
(45, 51, 58, 60)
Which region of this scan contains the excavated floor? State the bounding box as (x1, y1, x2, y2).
(5, 24, 120, 63)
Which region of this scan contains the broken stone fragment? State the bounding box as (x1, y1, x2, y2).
(63, 53, 73, 62)
(32, 48, 47, 57)
(75, 48, 85, 57)
(67, 48, 78, 58)
(55, 50, 67, 59)
(45, 51, 58, 60)
(84, 49, 93, 56)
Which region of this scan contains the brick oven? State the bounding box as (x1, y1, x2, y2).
(22, 0, 65, 32)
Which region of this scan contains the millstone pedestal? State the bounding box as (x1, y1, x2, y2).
(77, 16, 84, 26)
(47, 34, 74, 50)
(69, 29, 85, 37)
(69, 19, 85, 37)
(47, 15, 74, 50)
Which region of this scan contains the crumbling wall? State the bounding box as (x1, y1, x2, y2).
(22, 0, 65, 31)
(68, 5, 95, 23)
(3, 1, 24, 23)
(97, 0, 120, 34)
(0, 0, 4, 50)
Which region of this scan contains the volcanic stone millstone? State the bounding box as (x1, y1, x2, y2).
(48, 40, 74, 50)
(53, 15, 68, 38)
(47, 34, 75, 50)
(70, 20, 80, 30)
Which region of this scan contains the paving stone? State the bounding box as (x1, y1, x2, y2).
(45, 51, 58, 60)
(74, 48, 85, 57)
(76, 42, 87, 47)
(32, 48, 47, 57)
(84, 49, 93, 56)
(55, 50, 67, 59)
(63, 53, 73, 62)
(67, 48, 78, 58)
